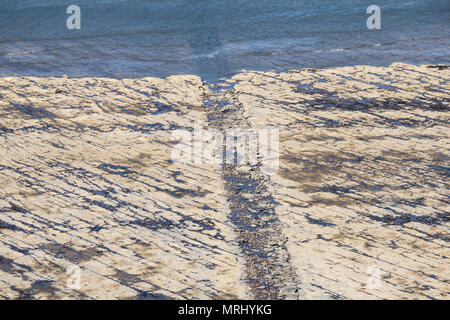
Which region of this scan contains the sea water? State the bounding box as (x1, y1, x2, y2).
(0, 0, 448, 82)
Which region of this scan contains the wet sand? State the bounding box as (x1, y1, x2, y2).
(0, 63, 448, 299)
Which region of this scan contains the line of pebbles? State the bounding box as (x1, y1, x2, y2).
(202, 81, 302, 299)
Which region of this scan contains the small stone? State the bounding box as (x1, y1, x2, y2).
(237, 166, 251, 173)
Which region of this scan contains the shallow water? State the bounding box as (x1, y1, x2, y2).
(0, 0, 449, 82)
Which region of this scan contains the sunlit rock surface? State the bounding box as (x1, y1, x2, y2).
(0, 63, 448, 299)
(230, 63, 449, 299)
(0, 75, 248, 299)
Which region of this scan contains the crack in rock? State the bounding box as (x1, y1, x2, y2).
(203, 84, 302, 299)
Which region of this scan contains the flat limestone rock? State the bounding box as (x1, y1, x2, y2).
(232, 63, 449, 299)
(0, 63, 449, 299)
(0, 75, 248, 299)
